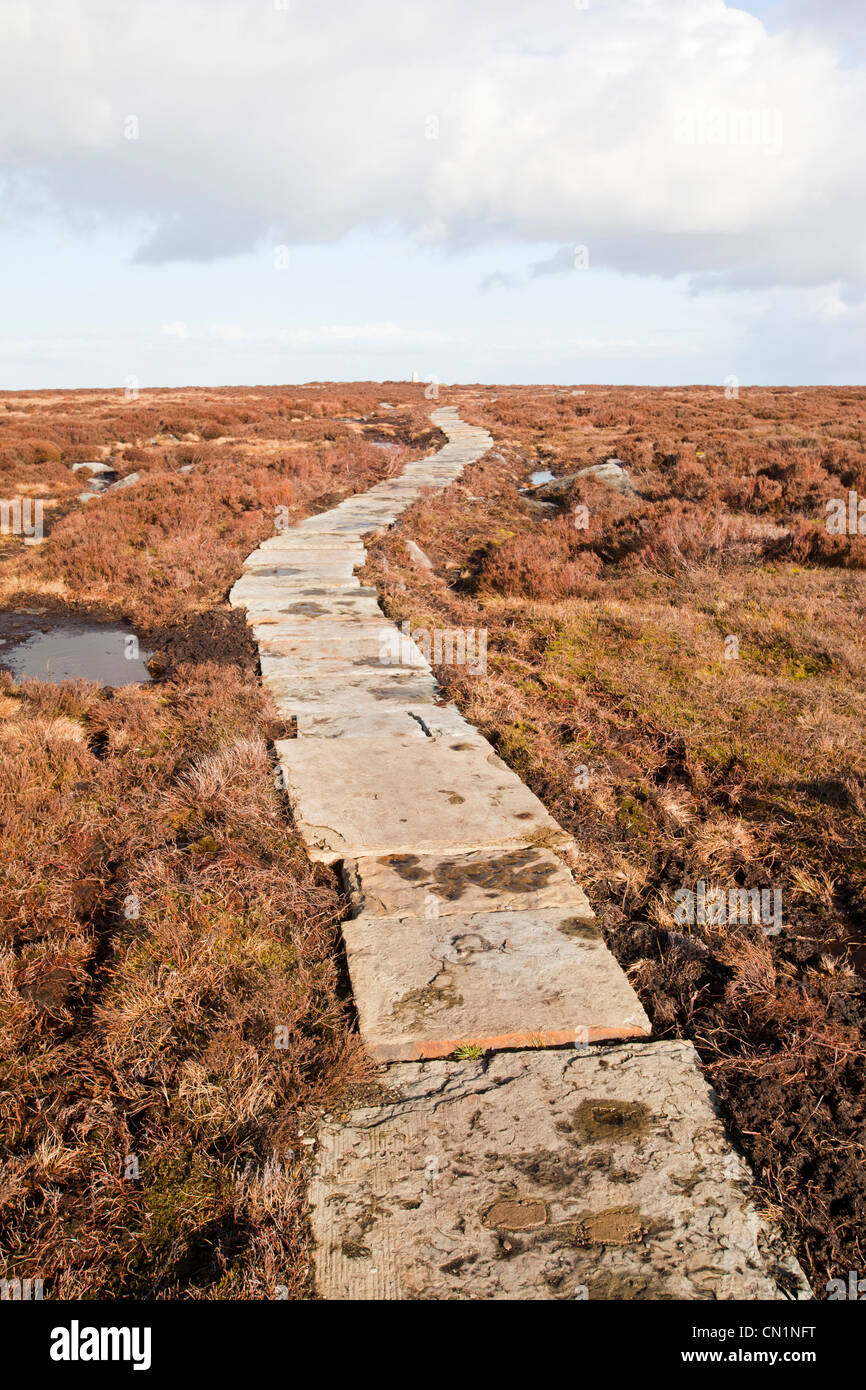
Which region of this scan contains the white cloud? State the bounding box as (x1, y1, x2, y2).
(0, 0, 863, 291)
(817, 292, 851, 321)
(737, 284, 866, 381)
(150, 319, 448, 354)
(209, 322, 250, 341)
(277, 322, 450, 351)
(0, 336, 101, 359)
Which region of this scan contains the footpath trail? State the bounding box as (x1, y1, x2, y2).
(231, 406, 810, 1301)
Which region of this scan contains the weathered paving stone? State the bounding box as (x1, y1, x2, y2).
(256, 617, 384, 634)
(307, 1043, 811, 1300)
(256, 626, 428, 669)
(261, 655, 435, 688)
(265, 671, 442, 709)
(231, 575, 366, 604)
(250, 595, 384, 621)
(288, 696, 465, 739)
(343, 845, 593, 920)
(257, 536, 366, 553)
(295, 708, 433, 739)
(273, 734, 569, 863)
(252, 616, 389, 635)
(342, 906, 650, 1059)
(241, 569, 362, 590)
(243, 586, 380, 607)
(242, 553, 360, 574)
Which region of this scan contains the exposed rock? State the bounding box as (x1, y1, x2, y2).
(403, 537, 435, 572)
(71, 460, 115, 476)
(535, 459, 635, 499)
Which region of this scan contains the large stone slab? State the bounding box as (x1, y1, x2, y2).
(256, 626, 428, 671)
(343, 845, 592, 920)
(237, 569, 362, 585)
(273, 710, 439, 740)
(231, 577, 365, 606)
(292, 504, 404, 534)
(290, 698, 470, 739)
(261, 654, 434, 688)
(257, 535, 366, 552)
(307, 1043, 811, 1300)
(265, 672, 441, 711)
(295, 708, 432, 739)
(273, 734, 569, 863)
(240, 585, 379, 608)
(250, 595, 384, 621)
(243, 552, 360, 572)
(343, 905, 650, 1060)
(253, 617, 390, 636)
(257, 627, 421, 659)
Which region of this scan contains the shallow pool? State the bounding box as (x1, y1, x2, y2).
(1, 622, 153, 686)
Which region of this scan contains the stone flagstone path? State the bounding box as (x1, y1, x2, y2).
(231, 407, 810, 1300)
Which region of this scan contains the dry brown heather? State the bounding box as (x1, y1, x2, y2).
(0, 384, 439, 1297)
(1, 380, 865, 1299)
(365, 383, 866, 1294)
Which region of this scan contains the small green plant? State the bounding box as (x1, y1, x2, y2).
(453, 1042, 485, 1060)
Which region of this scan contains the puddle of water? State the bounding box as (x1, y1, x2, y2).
(530, 469, 555, 486)
(1, 623, 153, 686)
(371, 440, 400, 451)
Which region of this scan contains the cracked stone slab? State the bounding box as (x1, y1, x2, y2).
(307, 1043, 811, 1301)
(295, 709, 433, 739)
(343, 845, 593, 920)
(273, 734, 569, 863)
(289, 699, 469, 739)
(343, 905, 650, 1060)
(396, 703, 479, 741)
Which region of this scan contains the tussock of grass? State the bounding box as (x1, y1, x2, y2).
(0, 664, 373, 1297)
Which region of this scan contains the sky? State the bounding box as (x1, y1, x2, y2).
(0, 0, 864, 388)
